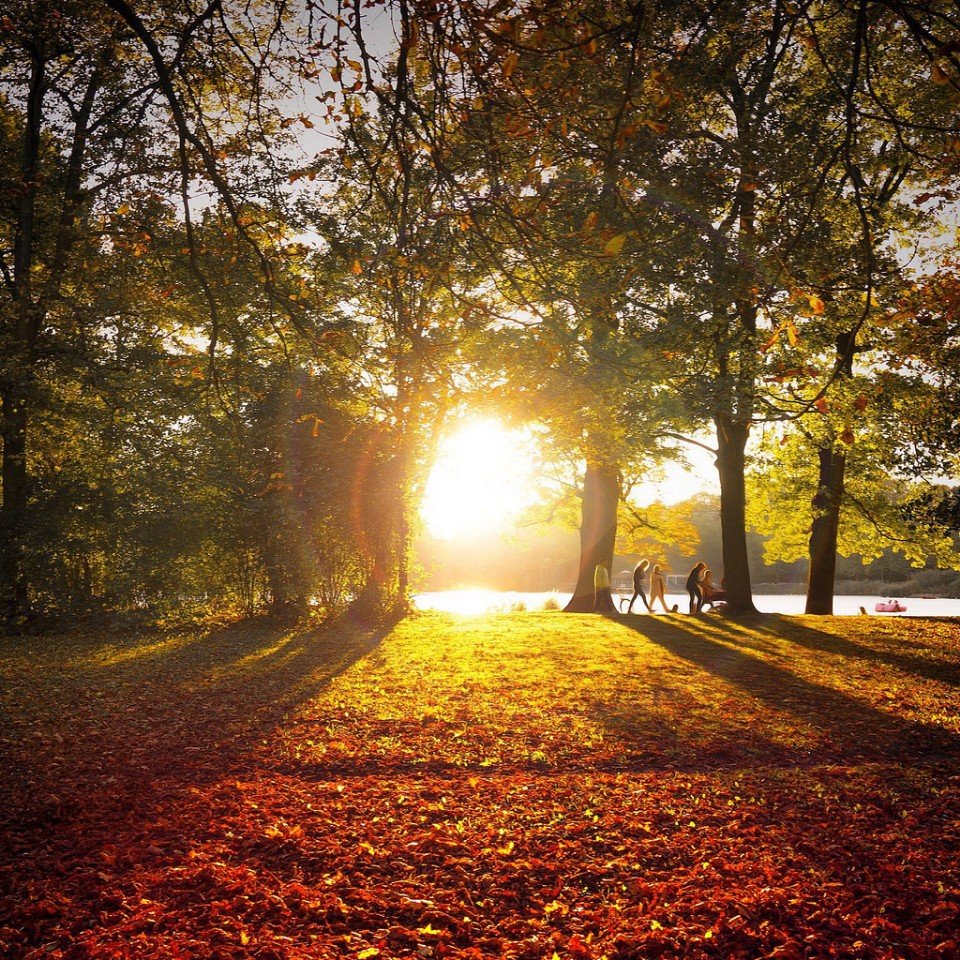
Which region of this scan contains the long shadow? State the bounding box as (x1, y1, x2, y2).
(1, 613, 394, 840)
(613, 614, 960, 766)
(751, 615, 960, 687)
(686, 610, 960, 687)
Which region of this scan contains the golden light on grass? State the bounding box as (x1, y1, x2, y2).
(421, 419, 538, 541)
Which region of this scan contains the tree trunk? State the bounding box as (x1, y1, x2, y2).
(1, 51, 45, 622)
(715, 417, 757, 614)
(564, 460, 619, 613)
(0, 386, 30, 619)
(805, 445, 847, 614)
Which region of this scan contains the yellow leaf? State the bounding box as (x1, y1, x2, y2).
(760, 326, 780, 352)
(116, 203, 131, 216)
(417, 924, 441, 935)
(785, 320, 799, 346)
(650, 919, 663, 930)
(581, 211, 599, 233)
(346, 59, 362, 71)
(357, 950, 379, 960)
(603, 233, 627, 256)
(808, 294, 825, 314)
(503, 52, 519, 78)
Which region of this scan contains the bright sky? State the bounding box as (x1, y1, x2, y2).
(421, 419, 719, 540)
(421, 420, 540, 541)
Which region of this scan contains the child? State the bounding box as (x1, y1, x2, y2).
(593, 561, 615, 612)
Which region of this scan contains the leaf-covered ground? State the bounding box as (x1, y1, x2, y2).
(2, 611, 959, 959)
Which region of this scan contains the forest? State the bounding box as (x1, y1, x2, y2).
(3, 0, 960, 627)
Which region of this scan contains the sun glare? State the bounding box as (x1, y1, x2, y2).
(421, 420, 537, 540)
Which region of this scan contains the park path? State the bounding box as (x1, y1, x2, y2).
(1, 612, 959, 958)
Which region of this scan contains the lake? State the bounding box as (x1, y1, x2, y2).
(414, 589, 960, 618)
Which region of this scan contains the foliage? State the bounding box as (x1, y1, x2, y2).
(747, 424, 960, 569)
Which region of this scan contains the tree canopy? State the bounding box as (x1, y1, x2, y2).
(1, 0, 959, 627)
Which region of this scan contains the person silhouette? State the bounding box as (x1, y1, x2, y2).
(686, 561, 707, 614)
(648, 564, 677, 613)
(626, 559, 651, 613)
(593, 561, 615, 612)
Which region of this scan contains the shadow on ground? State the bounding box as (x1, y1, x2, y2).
(0, 614, 391, 835)
(609, 612, 960, 766)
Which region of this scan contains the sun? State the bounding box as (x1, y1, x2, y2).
(421, 419, 537, 540)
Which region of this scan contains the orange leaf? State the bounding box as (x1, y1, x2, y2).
(503, 52, 519, 78)
(760, 327, 780, 352)
(352, 259, 363, 275)
(814, 396, 829, 413)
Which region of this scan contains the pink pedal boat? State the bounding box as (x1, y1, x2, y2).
(875, 599, 907, 613)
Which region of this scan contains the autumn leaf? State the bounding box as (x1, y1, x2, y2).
(931, 62, 951, 85)
(352, 259, 363, 275)
(814, 396, 829, 413)
(502, 52, 519, 79)
(603, 233, 627, 256)
(808, 294, 825, 314)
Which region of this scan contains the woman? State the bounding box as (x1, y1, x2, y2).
(626, 559, 651, 613)
(685, 561, 707, 614)
(648, 564, 677, 613)
(700, 568, 726, 609)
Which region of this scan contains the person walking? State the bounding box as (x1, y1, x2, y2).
(648, 564, 677, 613)
(626, 559, 651, 613)
(593, 561, 615, 613)
(686, 561, 707, 614)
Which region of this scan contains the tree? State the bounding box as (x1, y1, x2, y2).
(0, 0, 303, 622)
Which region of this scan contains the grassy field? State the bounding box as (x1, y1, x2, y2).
(1, 611, 959, 959)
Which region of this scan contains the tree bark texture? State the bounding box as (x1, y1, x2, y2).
(564, 461, 619, 613)
(715, 417, 757, 614)
(805, 445, 847, 615)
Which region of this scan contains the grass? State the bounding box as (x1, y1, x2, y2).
(1, 610, 959, 958)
